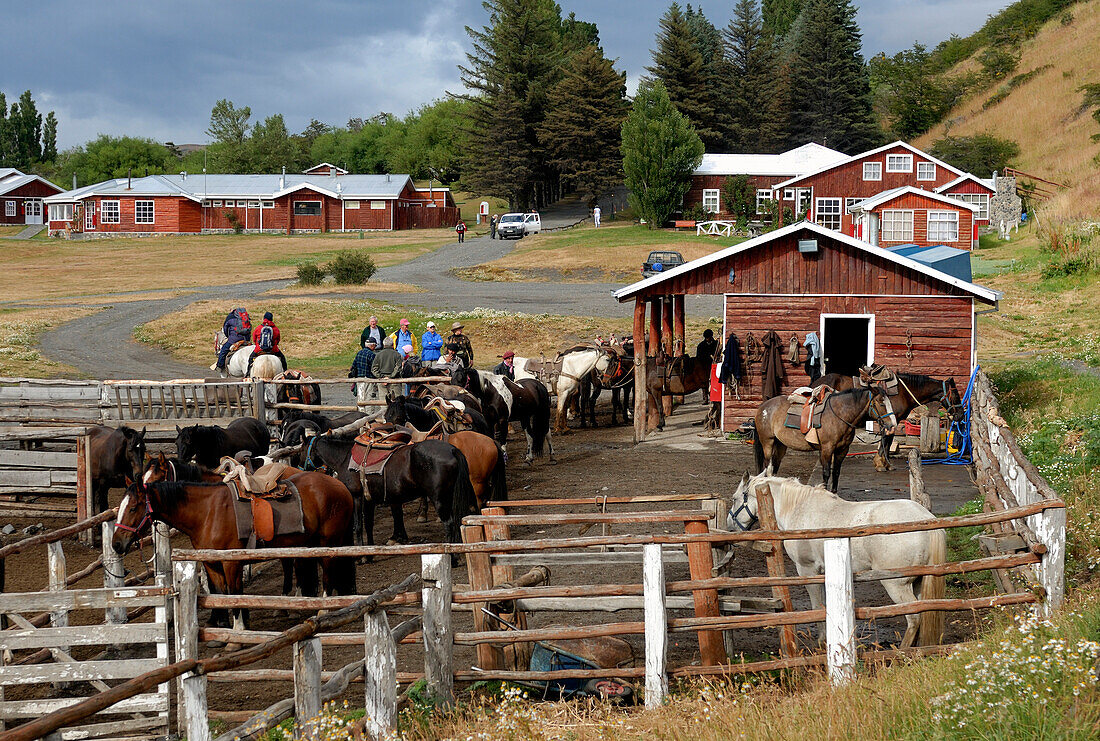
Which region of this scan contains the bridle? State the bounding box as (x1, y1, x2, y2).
(729, 487, 758, 532)
(115, 483, 155, 536)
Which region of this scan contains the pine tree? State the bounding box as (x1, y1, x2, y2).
(42, 112, 58, 163)
(684, 5, 733, 149)
(621, 80, 704, 229)
(539, 45, 628, 207)
(0, 93, 10, 166)
(647, 3, 723, 150)
(9, 91, 43, 167)
(725, 0, 786, 151)
(762, 0, 805, 39)
(785, 0, 881, 153)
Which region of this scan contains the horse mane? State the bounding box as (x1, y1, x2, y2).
(150, 480, 222, 516)
(760, 475, 836, 521)
(895, 372, 936, 385)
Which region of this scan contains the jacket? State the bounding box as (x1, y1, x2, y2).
(223, 309, 251, 342)
(719, 333, 742, 384)
(371, 348, 402, 378)
(420, 331, 444, 362)
(446, 333, 474, 366)
(360, 324, 387, 349)
(760, 329, 785, 400)
(492, 361, 515, 380)
(349, 347, 375, 378)
(387, 329, 420, 355)
(252, 320, 280, 353)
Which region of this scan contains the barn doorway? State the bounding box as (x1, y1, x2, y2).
(820, 314, 874, 377)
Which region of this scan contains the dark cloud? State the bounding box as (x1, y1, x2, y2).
(0, 0, 1008, 149)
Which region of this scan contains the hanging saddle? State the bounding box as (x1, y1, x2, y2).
(425, 397, 477, 433)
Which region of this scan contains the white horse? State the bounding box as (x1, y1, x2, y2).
(552, 348, 611, 432)
(728, 472, 945, 648)
(215, 332, 284, 379)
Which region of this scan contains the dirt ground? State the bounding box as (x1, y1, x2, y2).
(0, 398, 983, 725)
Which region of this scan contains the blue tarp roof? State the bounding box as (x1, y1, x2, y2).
(885, 244, 972, 282)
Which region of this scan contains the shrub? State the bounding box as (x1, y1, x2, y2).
(325, 251, 376, 285)
(295, 262, 325, 286)
(224, 211, 244, 235)
(978, 47, 1019, 80)
(929, 134, 1021, 178)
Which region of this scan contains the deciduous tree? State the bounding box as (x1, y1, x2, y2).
(55, 135, 172, 185)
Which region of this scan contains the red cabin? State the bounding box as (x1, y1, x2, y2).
(848, 187, 979, 250)
(0, 169, 64, 226)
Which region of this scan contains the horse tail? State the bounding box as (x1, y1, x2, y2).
(754, 433, 766, 473)
(918, 528, 946, 646)
(449, 451, 477, 543)
(529, 382, 552, 457)
(489, 441, 508, 502)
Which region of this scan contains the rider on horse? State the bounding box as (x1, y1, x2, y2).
(214, 307, 251, 373)
(246, 311, 288, 374)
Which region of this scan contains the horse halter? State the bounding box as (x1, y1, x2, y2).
(729, 489, 758, 532)
(115, 483, 154, 536)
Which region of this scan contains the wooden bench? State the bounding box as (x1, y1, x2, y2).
(672, 220, 696, 230)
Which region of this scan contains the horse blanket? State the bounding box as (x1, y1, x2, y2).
(226, 478, 304, 544)
(784, 386, 834, 445)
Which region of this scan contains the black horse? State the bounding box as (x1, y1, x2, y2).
(384, 395, 491, 436)
(279, 408, 365, 433)
(87, 425, 147, 514)
(580, 350, 634, 428)
(451, 367, 553, 465)
(175, 417, 270, 469)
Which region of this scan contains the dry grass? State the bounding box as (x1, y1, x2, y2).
(0, 226, 27, 238)
(0, 306, 99, 378)
(0, 229, 455, 301)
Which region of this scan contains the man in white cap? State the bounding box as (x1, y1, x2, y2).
(421, 321, 444, 364)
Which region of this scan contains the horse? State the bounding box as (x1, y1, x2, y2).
(86, 425, 147, 515)
(551, 348, 607, 433)
(176, 417, 271, 469)
(273, 370, 322, 421)
(383, 394, 490, 437)
(644, 343, 717, 431)
(452, 367, 553, 465)
(812, 372, 964, 470)
(225, 346, 284, 380)
(728, 472, 945, 648)
(112, 472, 357, 641)
(754, 387, 892, 493)
(408, 383, 484, 415)
(581, 349, 634, 428)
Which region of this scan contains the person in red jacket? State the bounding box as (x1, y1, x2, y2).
(455, 219, 467, 243)
(247, 311, 287, 373)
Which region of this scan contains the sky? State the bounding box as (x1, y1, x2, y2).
(3, 0, 1011, 150)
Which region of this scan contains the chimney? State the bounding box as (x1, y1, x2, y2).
(180, 171, 187, 181)
(329, 166, 336, 178)
(385, 173, 391, 183)
(127, 168, 132, 190)
(280, 166, 286, 191)
(72, 174, 77, 190)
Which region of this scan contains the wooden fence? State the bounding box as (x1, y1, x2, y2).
(0, 427, 91, 520)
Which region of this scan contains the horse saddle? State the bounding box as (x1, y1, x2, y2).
(856, 364, 898, 395)
(425, 397, 473, 433)
(224, 472, 304, 545)
(785, 385, 833, 437)
(522, 356, 563, 386)
(350, 427, 412, 475)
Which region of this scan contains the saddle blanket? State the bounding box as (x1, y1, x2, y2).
(229, 480, 304, 544)
(350, 428, 410, 475)
(785, 386, 832, 442)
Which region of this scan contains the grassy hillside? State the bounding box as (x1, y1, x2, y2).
(914, 0, 1100, 219)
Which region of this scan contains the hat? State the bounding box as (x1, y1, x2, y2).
(263, 311, 273, 321)
(426, 321, 436, 329)
(502, 350, 515, 359)
(365, 338, 378, 347)
(400, 318, 410, 326)
(451, 322, 464, 330)
(401, 344, 413, 354)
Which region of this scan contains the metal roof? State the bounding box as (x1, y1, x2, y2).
(771, 141, 968, 191)
(886, 244, 972, 283)
(848, 186, 979, 213)
(694, 142, 848, 177)
(934, 173, 996, 194)
(0, 172, 64, 197)
(42, 173, 415, 202)
(613, 220, 1000, 305)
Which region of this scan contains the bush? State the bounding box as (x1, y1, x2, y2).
(325, 251, 376, 285)
(929, 134, 1021, 178)
(295, 262, 325, 286)
(682, 203, 708, 223)
(978, 47, 1019, 80)
(224, 211, 244, 235)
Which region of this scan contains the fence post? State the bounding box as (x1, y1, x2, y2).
(908, 449, 929, 510)
(252, 379, 266, 422)
(461, 524, 501, 671)
(684, 519, 724, 666)
(77, 435, 94, 546)
(174, 561, 210, 741)
(47, 541, 69, 659)
(154, 523, 173, 624)
(293, 637, 322, 737)
(1036, 506, 1066, 617)
(824, 538, 856, 686)
(101, 522, 126, 624)
(643, 543, 668, 708)
(755, 484, 798, 659)
(422, 553, 454, 706)
(363, 609, 397, 739)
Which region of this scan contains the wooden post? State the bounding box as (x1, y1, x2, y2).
(462, 524, 501, 671)
(1036, 506, 1066, 617)
(421, 553, 454, 706)
(101, 522, 126, 624)
(174, 561, 209, 741)
(756, 484, 798, 658)
(363, 609, 397, 740)
(483, 506, 528, 670)
(684, 519, 724, 665)
(293, 637, 322, 736)
(673, 294, 686, 357)
(824, 538, 856, 685)
(633, 298, 648, 444)
(77, 435, 94, 545)
(47, 541, 69, 660)
(648, 298, 662, 358)
(661, 295, 674, 357)
(908, 449, 929, 510)
(643, 543, 668, 708)
(252, 379, 266, 423)
(154, 523, 173, 624)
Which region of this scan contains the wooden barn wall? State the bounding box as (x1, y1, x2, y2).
(634, 230, 974, 300)
(871, 193, 975, 250)
(84, 196, 186, 233)
(720, 294, 974, 429)
(1, 180, 64, 223)
(331, 200, 393, 230)
(686, 174, 787, 216)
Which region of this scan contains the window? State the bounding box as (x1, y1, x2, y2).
(262, 200, 274, 209)
(783, 188, 794, 200)
(845, 197, 863, 213)
(4, 200, 14, 217)
(796, 189, 812, 215)
(702, 189, 720, 213)
(948, 193, 989, 220)
(48, 204, 73, 221)
(293, 201, 321, 216)
(863, 162, 881, 181)
(370, 200, 386, 210)
(236, 200, 247, 208)
(815, 198, 842, 230)
(886, 154, 913, 172)
(344, 200, 360, 210)
(211, 199, 222, 207)
(881, 209, 913, 241)
(101, 200, 120, 223)
(756, 189, 773, 215)
(927, 210, 959, 242)
(135, 200, 154, 224)
(917, 162, 936, 181)
(247, 200, 260, 208)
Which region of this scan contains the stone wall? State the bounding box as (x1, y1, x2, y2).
(990, 174, 1022, 231)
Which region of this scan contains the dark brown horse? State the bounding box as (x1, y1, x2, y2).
(112, 472, 356, 640)
(87, 425, 147, 515)
(175, 417, 270, 469)
(451, 367, 553, 465)
(754, 387, 892, 493)
(580, 349, 634, 428)
(644, 343, 717, 431)
(812, 372, 963, 470)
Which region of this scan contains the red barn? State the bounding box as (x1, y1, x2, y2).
(614, 221, 999, 437)
(935, 173, 995, 226)
(0, 168, 64, 226)
(848, 186, 979, 250)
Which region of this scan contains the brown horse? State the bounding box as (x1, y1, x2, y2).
(753, 387, 892, 493)
(112, 472, 356, 641)
(812, 372, 963, 470)
(87, 425, 147, 515)
(644, 344, 717, 431)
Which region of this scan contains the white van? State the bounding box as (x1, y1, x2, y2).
(497, 212, 542, 239)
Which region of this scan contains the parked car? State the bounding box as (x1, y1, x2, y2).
(642, 250, 684, 277)
(497, 212, 542, 239)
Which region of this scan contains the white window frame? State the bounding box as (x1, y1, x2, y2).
(863, 162, 881, 181)
(917, 162, 936, 181)
(84, 201, 95, 230)
(247, 200, 260, 208)
(815, 198, 843, 230)
(48, 203, 74, 221)
(100, 200, 120, 224)
(796, 189, 812, 215)
(948, 193, 989, 221)
(211, 199, 223, 207)
(344, 200, 360, 210)
(783, 188, 794, 200)
(927, 210, 959, 242)
(370, 200, 386, 210)
(262, 200, 274, 209)
(4, 200, 14, 217)
(702, 189, 720, 214)
(845, 197, 862, 213)
(881, 209, 913, 242)
(236, 200, 247, 208)
(134, 200, 154, 224)
(755, 189, 772, 215)
(293, 200, 322, 216)
(886, 154, 913, 173)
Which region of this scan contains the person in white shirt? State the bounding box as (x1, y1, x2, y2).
(593, 205, 602, 228)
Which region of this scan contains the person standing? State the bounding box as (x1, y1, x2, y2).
(349, 338, 378, 401)
(593, 205, 602, 228)
(360, 315, 386, 349)
(371, 338, 402, 380)
(455, 219, 467, 244)
(493, 350, 516, 380)
(446, 322, 473, 368)
(387, 318, 419, 356)
(420, 321, 444, 363)
(489, 214, 498, 240)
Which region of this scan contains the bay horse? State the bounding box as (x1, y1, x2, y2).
(176, 417, 270, 469)
(87, 425, 147, 515)
(112, 472, 356, 641)
(452, 367, 553, 465)
(728, 473, 945, 648)
(754, 387, 892, 493)
(644, 343, 717, 431)
(273, 370, 322, 421)
(812, 372, 964, 470)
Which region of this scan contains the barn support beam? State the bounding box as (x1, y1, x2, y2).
(661, 296, 674, 357)
(633, 298, 648, 444)
(648, 298, 662, 358)
(673, 295, 686, 357)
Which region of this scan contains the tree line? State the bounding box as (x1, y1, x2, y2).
(0, 90, 56, 170)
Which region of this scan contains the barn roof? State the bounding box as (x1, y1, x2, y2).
(613, 221, 1000, 304)
(0, 173, 64, 197)
(935, 173, 996, 194)
(694, 142, 847, 177)
(770, 141, 968, 191)
(43, 173, 415, 202)
(848, 186, 979, 213)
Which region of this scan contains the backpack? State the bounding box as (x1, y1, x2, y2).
(258, 325, 275, 352)
(227, 308, 250, 335)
